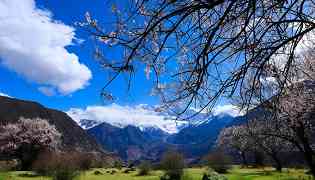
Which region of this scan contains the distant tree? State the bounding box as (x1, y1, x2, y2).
(203, 150, 232, 173)
(137, 160, 151, 176)
(218, 122, 288, 170)
(231, 45, 315, 174)
(266, 83, 315, 175)
(244, 119, 293, 171)
(0, 117, 61, 169)
(32, 150, 81, 180)
(113, 160, 122, 170)
(82, 0, 315, 117)
(160, 151, 185, 180)
(217, 126, 252, 167)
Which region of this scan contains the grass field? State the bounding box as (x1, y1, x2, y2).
(0, 167, 312, 180)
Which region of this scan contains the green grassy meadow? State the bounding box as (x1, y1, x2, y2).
(0, 167, 312, 180)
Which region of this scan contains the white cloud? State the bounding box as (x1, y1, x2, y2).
(190, 104, 244, 117)
(66, 103, 244, 133)
(66, 104, 188, 134)
(0, 92, 11, 97)
(271, 28, 315, 70)
(212, 104, 244, 117)
(38, 86, 56, 96)
(0, 0, 92, 95)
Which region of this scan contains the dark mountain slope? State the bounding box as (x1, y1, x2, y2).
(88, 123, 163, 160)
(88, 115, 235, 162)
(0, 96, 104, 153)
(168, 114, 234, 144)
(166, 114, 234, 161)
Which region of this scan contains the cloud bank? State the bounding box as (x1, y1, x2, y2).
(212, 104, 244, 117)
(66, 104, 188, 134)
(190, 104, 243, 117)
(0, 0, 92, 95)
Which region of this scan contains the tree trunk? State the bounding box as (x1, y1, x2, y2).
(302, 144, 315, 177)
(254, 150, 264, 167)
(273, 156, 282, 172)
(240, 151, 248, 167)
(296, 126, 315, 177)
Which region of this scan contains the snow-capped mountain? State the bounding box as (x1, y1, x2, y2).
(65, 102, 245, 161)
(66, 104, 189, 133)
(75, 119, 101, 129)
(66, 103, 243, 134)
(86, 112, 238, 161)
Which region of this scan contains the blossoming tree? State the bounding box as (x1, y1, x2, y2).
(0, 117, 61, 169)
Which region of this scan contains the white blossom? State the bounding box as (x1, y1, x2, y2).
(0, 117, 61, 154)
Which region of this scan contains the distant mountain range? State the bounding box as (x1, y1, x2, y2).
(0, 95, 245, 163)
(86, 112, 238, 162)
(167, 114, 235, 159)
(84, 81, 315, 162)
(87, 123, 169, 161)
(66, 104, 189, 134)
(73, 107, 236, 133)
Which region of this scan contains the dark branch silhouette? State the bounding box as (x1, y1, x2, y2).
(82, 0, 315, 118)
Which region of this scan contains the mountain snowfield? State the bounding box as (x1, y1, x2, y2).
(66, 103, 243, 133)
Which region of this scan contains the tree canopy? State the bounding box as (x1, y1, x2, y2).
(82, 0, 315, 117)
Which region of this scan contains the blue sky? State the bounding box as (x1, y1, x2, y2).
(0, 0, 159, 111)
(0, 0, 242, 132)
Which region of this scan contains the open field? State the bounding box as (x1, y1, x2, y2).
(0, 167, 312, 180)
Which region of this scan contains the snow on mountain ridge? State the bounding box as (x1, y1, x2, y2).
(66, 104, 188, 133)
(66, 103, 241, 133)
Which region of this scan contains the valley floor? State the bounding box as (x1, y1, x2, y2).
(0, 167, 312, 180)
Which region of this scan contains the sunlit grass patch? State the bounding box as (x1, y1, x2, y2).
(226, 166, 312, 180)
(0, 167, 312, 180)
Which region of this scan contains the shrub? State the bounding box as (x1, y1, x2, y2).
(160, 151, 185, 180)
(123, 168, 131, 174)
(203, 151, 232, 173)
(32, 150, 92, 180)
(52, 168, 79, 180)
(33, 150, 96, 176)
(113, 160, 122, 170)
(73, 152, 93, 170)
(93, 170, 103, 175)
(32, 149, 55, 175)
(127, 160, 135, 168)
(203, 169, 228, 180)
(138, 161, 151, 176)
(0, 159, 19, 171)
(50, 153, 81, 180)
(202, 174, 209, 180)
(90, 154, 112, 168)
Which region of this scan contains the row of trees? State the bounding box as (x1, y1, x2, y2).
(214, 21, 315, 173)
(217, 82, 315, 174)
